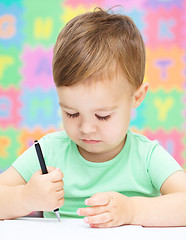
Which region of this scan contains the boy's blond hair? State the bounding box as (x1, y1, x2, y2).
(52, 8, 145, 89)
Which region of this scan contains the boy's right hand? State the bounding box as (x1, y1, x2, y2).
(23, 167, 64, 212)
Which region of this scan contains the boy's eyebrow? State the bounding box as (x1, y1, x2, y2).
(59, 102, 117, 111)
(59, 102, 73, 109)
(94, 106, 117, 111)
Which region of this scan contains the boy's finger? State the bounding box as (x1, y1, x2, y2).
(77, 205, 106, 217)
(56, 189, 65, 199)
(46, 166, 56, 172)
(84, 212, 111, 224)
(85, 192, 110, 206)
(48, 168, 64, 181)
(54, 180, 64, 190)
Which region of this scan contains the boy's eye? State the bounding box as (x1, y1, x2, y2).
(95, 114, 110, 121)
(65, 112, 110, 121)
(66, 112, 79, 118)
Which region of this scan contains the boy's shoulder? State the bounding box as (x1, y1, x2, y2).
(37, 130, 73, 154)
(127, 129, 158, 148)
(40, 130, 70, 143)
(127, 129, 161, 165)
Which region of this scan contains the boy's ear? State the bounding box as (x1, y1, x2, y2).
(132, 82, 149, 108)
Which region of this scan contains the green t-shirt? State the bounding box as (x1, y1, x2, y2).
(12, 129, 183, 219)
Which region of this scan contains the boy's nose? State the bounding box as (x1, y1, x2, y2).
(79, 119, 96, 134)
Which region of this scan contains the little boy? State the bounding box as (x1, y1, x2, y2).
(0, 8, 186, 228)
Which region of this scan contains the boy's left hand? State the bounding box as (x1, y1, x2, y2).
(77, 191, 133, 228)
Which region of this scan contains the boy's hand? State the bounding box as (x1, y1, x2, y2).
(77, 191, 133, 228)
(23, 167, 64, 212)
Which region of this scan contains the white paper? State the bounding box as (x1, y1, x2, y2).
(1, 217, 186, 240)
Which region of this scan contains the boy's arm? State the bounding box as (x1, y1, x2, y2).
(0, 166, 64, 220)
(131, 170, 186, 227)
(0, 167, 31, 220)
(78, 170, 186, 228)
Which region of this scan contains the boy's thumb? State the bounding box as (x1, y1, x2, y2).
(34, 166, 55, 175)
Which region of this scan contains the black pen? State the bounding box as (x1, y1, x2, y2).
(34, 140, 60, 222)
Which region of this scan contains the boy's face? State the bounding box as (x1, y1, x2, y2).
(57, 77, 136, 163)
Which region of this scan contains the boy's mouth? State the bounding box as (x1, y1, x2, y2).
(82, 139, 101, 144)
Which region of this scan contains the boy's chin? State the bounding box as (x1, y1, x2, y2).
(78, 145, 112, 156)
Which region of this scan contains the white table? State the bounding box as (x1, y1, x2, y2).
(0, 217, 186, 240)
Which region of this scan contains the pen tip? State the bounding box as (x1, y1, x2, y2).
(55, 211, 61, 222)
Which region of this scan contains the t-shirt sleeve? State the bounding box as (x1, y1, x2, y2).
(12, 137, 47, 182)
(147, 144, 183, 191)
